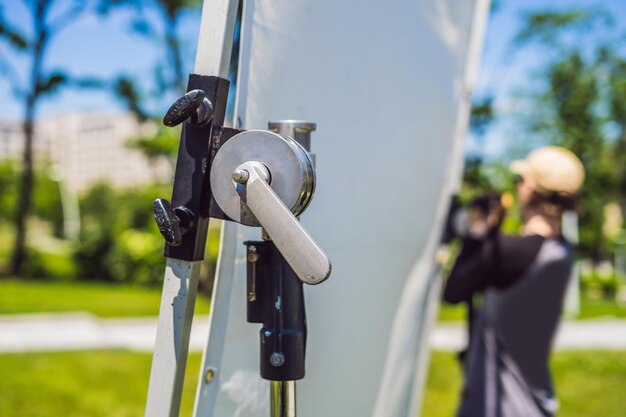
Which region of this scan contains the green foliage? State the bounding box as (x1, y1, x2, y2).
(21, 249, 77, 281)
(514, 9, 611, 48)
(0, 161, 63, 233)
(0, 6, 28, 50)
(466, 7, 626, 261)
(32, 167, 64, 237)
(461, 158, 492, 195)
(99, 0, 203, 119)
(580, 270, 622, 300)
(0, 161, 18, 222)
(129, 124, 179, 160)
(106, 229, 164, 285)
(0, 169, 218, 285)
(113, 76, 149, 121)
(74, 182, 169, 285)
(72, 181, 220, 287)
(469, 96, 494, 136)
(35, 71, 68, 96)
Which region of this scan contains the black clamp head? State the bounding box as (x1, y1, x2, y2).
(163, 89, 214, 127)
(153, 198, 195, 247)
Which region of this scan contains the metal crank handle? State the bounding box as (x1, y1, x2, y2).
(233, 161, 331, 285)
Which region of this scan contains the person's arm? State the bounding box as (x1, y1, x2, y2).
(443, 232, 500, 304)
(443, 233, 545, 304)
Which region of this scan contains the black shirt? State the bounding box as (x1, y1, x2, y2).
(443, 232, 546, 304)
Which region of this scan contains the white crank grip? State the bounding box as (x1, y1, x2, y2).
(235, 162, 331, 285)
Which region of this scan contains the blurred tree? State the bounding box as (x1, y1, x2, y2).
(32, 166, 64, 237)
(98, 0, 202, 112)
(97, 1, 240, 292)
(469, 96, 495, 137)
(96, 0, 204, 163)
(607, 53, 626, 215)
(0, 161, 62, 233)
(73, 181, 193, 285)
(513, 8, 621, 260)
(0, 0, 102, 275)
(98, 0, 241, 162)
(128, 124, 179, 165)
(462, 2, 499, 195)
(0, 161, 18, 223)
(463, 96, 496, 192)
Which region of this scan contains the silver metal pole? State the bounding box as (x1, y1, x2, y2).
(271, 381, 297, 417)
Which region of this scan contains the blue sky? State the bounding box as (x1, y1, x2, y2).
(0, 0, 200, 120)
(471, 0, 626, 161)
(2, 0, 626, 160)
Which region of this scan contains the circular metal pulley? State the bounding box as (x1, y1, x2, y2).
(210, 130, 315, 226)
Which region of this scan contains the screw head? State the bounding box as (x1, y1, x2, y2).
(270, 352, 285, 367)
(232, 169, 249, 184)
(205, 367, 216, 383)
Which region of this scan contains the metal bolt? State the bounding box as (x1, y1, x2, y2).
(205, 367, 216, 383)
(270, 352, 285, 367)
(232, 169, 249, 184)
(247, 245, 259, 263)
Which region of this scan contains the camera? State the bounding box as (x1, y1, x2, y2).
(442, 192, 505, 242)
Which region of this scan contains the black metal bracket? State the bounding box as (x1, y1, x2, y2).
(245, 240, 306, 381)
(160, 73, 243, 261)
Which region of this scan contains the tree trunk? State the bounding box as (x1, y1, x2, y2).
(164, 15, 185, 94)
(10, 0, 48, 275)
(10, 114, 35, 275)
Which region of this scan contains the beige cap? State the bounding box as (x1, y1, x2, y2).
(510, 146, 585, 194)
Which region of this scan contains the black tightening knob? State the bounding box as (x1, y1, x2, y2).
(163, 89, 213, 127)
(153, 199, 197, 247)
(154, 198, 182, 246)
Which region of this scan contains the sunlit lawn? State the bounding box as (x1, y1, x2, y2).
(0, 278, 210, 317)
(438, 297, 626, 322)
(0, 350, 201, 417)
(423, 350, 626, 417)
(0, 350, 623, 417)
(3, 277, 623, 321)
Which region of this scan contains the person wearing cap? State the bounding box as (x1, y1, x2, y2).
(443, 146, 585, 417)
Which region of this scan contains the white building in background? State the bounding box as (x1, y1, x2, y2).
(0, 112, 171, 192)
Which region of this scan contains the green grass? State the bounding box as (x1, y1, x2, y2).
(0, 278, 209, 317)
(422, 350, 626, 417)
(437, 303, 466, 322)
(578, 296, 626, 319)
(438, 296, 626, 322)
(0, 350, 202, 417)
(0, 349, 623, 417)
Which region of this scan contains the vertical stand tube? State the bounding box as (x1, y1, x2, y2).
(246, 241, 306, 417)
(271, 381, 297, 417)
(145, 259, 201, 417)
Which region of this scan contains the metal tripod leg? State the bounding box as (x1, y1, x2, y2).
(145, 259, 201, 417)
(145, 0, 238, 416)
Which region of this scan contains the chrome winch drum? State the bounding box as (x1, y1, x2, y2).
(210, 130, 316, 226)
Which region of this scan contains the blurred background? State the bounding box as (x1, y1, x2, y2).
(0, 0, 624, 416)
